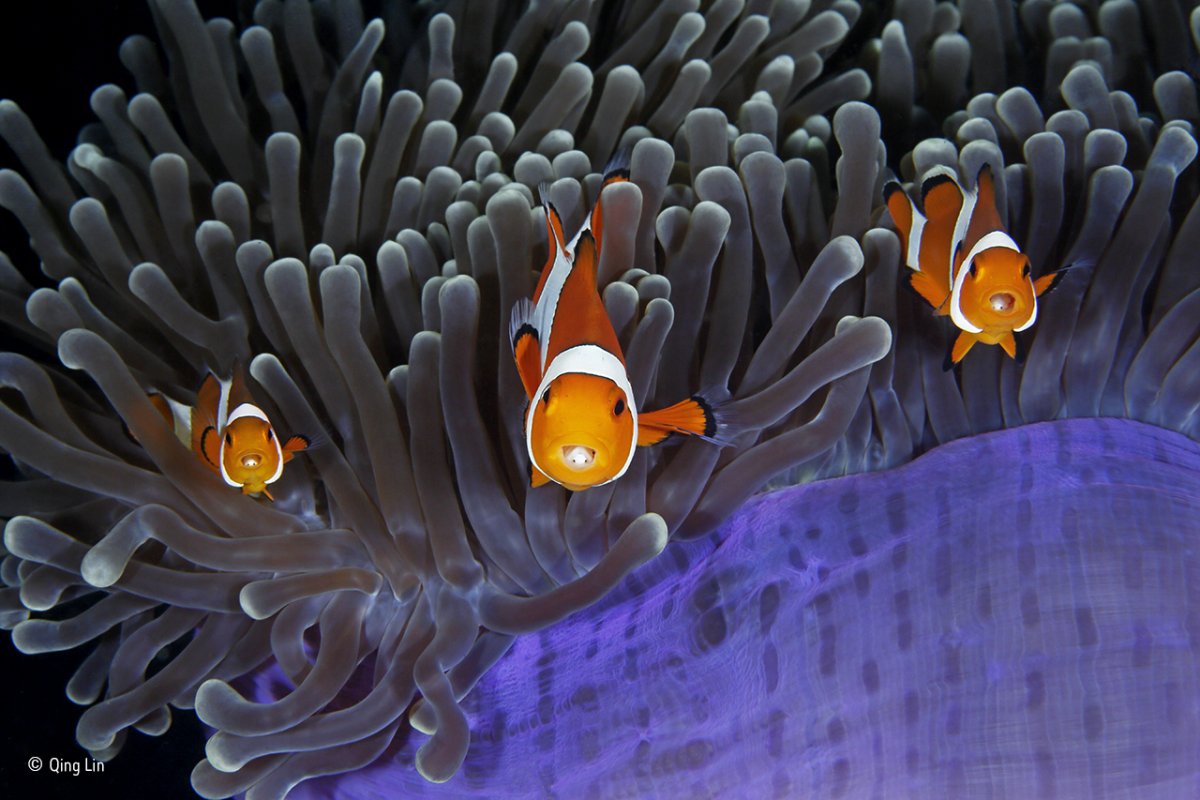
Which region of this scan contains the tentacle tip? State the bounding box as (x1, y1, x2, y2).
(80, 554, 120, 588)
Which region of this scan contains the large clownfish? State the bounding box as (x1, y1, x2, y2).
(149, 368, 309, 501)
(884, 164, 1066, 367)
(510, 156, 721, 491)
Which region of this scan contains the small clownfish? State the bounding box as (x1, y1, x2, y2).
(884, 164, 1066, 368)
(510, 156, 721, 491)
(149, 369, 309, 501)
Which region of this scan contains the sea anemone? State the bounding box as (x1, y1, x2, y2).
(1, 0, 1198, 798)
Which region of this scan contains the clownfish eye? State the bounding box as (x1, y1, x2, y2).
(267, 429, 274, 442)
(1022, 262, 1031, 278)
(614, 398, 626, 416)
(542, 387, 551, 405)
(968, 261, 977, 278)
(225, 432, 233, 447)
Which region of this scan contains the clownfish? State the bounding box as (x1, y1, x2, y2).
(510, 156, 721, 491)
(148, 368, 309, 501)
(884, 164, 1066, 367)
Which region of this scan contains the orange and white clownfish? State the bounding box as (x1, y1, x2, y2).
(884, 164, 1066, 368)
(149, 369, 309, 501)
(510, 156, 721, 491)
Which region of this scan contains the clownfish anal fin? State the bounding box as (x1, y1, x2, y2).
(1033, 269, 1066, 297)
(907, 271, 948, 311)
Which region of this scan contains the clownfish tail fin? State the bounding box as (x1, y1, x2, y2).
(509, 297, 536, 352)
(602, 145, 632, 182)
(510, 298, 542, 400)
(919, 168, 959, 207)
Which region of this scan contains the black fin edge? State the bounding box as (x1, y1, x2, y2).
(691, 394, 718, 438)
(199, 426, 219, 466)
(603, 145, 632, 178)
(1038, 269, 1068, 297)
(882, 180, 905, 204)
(919, 173, 957, 205)
(512, 323, 538, 349)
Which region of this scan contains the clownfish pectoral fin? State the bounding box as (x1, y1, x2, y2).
(199, 425, 221, 470)
(509, 299, 542, 400)
(998, 331, 1019, 360)
(945, 331, 978, 370)
(906, 270, 948, 311)
(1033, 269, 1066, 297)
(530, 464, 552, 488)
(281, 434, 309, 463)
(637, 395, 721, 447)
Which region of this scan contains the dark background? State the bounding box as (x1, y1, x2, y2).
(0, 3, 240, 798)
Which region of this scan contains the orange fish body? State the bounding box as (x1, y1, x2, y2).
(884, 164, 1064, 366)
(150, 368, 308, 500)
(511, 157, 718, 491)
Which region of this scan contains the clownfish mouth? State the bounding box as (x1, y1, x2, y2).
(561, 445, 596, 471)
(989, 291, 1016, 313)
(240, 453, 264, 469)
